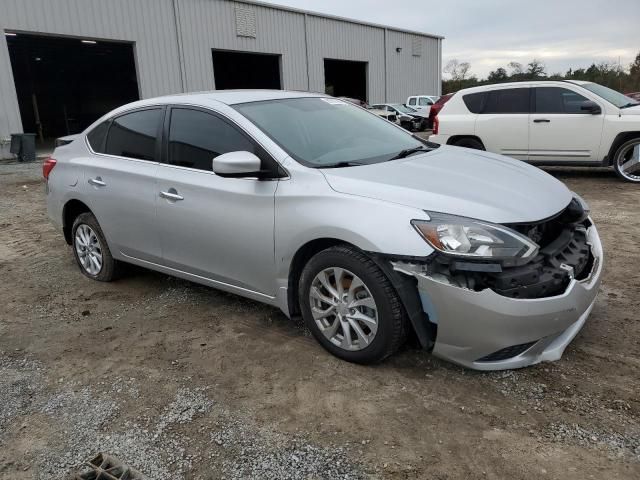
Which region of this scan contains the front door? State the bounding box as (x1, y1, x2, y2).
(528, 86, 604, 163)
(155, 107, 278, 296)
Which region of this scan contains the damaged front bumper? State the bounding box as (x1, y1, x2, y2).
(394, 224, 603, 371)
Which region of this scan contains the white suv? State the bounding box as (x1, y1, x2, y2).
(430, 81, 640, 182)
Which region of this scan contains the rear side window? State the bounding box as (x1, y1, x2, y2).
(535, 87, 590, 114)
(105, 109, 163, 161)
(86, 121, 109, 153)
(168, 108, 257, 171)
(484, 88, 531, 114)
(462, 92, 487, 113)
(418, 97, 431, 106)
(408, 98, 417, 106)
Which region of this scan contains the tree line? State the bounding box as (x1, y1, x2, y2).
(442, 52, 640, 94)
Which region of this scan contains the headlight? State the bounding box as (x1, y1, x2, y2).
(412, 213, 539, 260)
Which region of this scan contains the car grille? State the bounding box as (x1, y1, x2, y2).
(485, 199, 593, 299)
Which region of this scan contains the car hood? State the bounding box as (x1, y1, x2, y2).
(321, 146, 573, 224)
(409, 111, 429, 118)
(620, 104, 640, 115)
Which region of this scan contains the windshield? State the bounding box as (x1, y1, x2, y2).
(580, 82, 639, 108)
(391, 104, 416, 114)
(234, 97, 426, 167)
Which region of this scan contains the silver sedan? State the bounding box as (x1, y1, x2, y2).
(44, 90, 603, 370)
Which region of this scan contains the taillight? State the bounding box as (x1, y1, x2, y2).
(43, 157, 57, 180)
(433, 116, 439, 135)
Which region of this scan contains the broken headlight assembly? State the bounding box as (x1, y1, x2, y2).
(412, 213, 539, 262)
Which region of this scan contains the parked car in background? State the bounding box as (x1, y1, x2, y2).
(45, 90, 603, 370)
(406, 95, 438, 116)
(626, 92, 640, 102)
(366, 106, 397, 124)
(427, 93, 454, 129)
(370, 103, 426, 131)
(430, 80, 640, 182)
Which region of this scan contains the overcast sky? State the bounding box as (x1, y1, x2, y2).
(261, 0, 640, 79)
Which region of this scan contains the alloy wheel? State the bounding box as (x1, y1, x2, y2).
(616, 140, 640, 182)
(308, 267, 378, 351)
(74, 224, 103, 275)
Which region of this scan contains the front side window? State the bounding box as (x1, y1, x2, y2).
(484, 88, 530, 114)
(105, 109, 162, 161)
(418, 97, 430, 106)
(168, 108, 257, 171)
(535, 87, 589, 114)
(87, 121, 110, 153)
(408, 98, 417, 105)
(234, 97, 427, 168)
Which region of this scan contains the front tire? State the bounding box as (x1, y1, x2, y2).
(71, 212, 120, 282)
(298, 245, 407, 364)
(612, 138, 640, 183)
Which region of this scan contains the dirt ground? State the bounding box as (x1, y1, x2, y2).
(0, 159, 638, 480)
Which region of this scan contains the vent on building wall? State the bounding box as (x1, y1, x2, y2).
(412, 37, 422, 57)
(235, 5, 257, 38)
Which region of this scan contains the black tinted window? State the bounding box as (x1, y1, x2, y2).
(87, 121, 109, 153)
(463, 92, 487, 113)
(535, 87, 589, 114)
(484, 88, 530, 114)
(168, 108, 256, 171)
(105, 109, 162, 161)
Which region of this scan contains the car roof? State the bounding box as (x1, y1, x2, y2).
(117, 89, 327, 110)
(454, 80, 593, 94)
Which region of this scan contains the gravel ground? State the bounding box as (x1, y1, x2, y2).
(0, 158, 639, 479)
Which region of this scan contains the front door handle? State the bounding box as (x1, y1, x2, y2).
(533, 119, 551, 123)
(88, 177, 106, 187)
(160, 190, 184, 201)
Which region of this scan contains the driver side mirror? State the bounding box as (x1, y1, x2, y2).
(580, 100, 601, 115)
(212, 151, 263, 178)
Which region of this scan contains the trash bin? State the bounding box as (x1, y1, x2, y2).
(9, 133, 37, 162)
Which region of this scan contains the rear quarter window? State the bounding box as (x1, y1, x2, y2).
(86, 121, 110, 153)
(462, 92, 487, 113)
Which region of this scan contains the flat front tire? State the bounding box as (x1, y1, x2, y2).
(71, 212, 120, 282)
(298, 245, 407, 364)
(612, 138, 640, 183)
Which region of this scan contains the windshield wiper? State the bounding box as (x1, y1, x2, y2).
(318, 161, 365, 169)
(620, 102, 640, 109)
(388, 146, 428, 161)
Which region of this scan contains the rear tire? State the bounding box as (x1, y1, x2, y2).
(452, 137, 485, 150)
(71, 212, 121, 282)
(612, 137, 640, 183)
(298, 245, 407, 364)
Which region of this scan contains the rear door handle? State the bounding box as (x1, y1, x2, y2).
(533, 119, 551, 123)
(88, 177, 106, 187)
(159, 190, 184, 201)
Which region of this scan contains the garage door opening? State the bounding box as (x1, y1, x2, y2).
(212, 50, 281, 90)
(6, 32, 139, 143)
(324, 59, 367, 102)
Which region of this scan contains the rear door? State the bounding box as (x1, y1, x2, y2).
(83, 108, 163, 262)
(474, 87, 531, 160)
(155, 106, 278, 296)
(528, 86, 604, 163)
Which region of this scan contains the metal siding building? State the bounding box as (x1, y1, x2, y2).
(0, 0, 442, 159)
